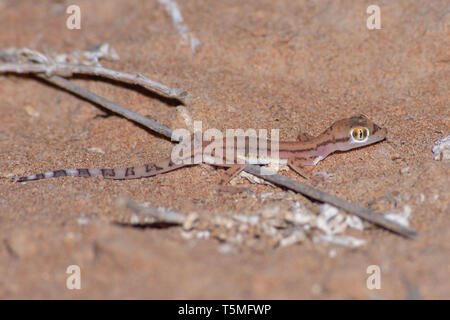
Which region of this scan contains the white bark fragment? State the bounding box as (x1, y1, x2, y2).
(432, 135, 450, 161)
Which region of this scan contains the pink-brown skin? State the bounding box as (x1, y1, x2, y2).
(278, 114, 387, 166)
(14, 115, 386, 182)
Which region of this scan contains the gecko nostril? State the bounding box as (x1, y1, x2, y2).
(372, 123, 381, 133)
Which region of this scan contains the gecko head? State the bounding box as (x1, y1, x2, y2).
(329, 114, 387, 152)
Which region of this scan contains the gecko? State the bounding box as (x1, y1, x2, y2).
(14, 115, 387, 184)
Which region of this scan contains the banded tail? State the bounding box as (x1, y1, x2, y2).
(14, 158, 187, 182)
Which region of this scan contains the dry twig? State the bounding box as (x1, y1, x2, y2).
(0, 62, 188, 103)
(116, 196, 186, 225)
(243, 165, 417, 239)
(0, 48, 189, 103)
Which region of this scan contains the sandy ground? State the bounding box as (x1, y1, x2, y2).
(0, 0, 448, 299)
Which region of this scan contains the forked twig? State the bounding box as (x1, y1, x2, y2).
(0, 62, 189, 103)
(0, 47, 189, 103)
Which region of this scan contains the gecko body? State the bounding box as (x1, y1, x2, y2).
(15, 115, 387, 183)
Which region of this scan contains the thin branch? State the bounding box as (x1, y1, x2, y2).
(116, 196, 186, 225)
(0, 62, 189, 103)
(158, 0, 201, 53)
(243, 165, 418, 239)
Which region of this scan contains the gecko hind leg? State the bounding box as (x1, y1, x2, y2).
(288, 157, 329, 186)
(287, 158, 313, 180)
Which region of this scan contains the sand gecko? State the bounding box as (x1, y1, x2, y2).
(14, 115, 387, 184)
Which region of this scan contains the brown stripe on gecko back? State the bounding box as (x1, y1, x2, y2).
(316, 137, 349, 148)
(279, 147, 315, 153)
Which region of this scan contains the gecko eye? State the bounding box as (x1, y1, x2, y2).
(350, 126, 370, 142)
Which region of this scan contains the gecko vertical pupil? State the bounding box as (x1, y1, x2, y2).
(351, 126, 369, 141)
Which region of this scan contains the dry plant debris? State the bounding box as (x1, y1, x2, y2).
(432, 135, 450, 161)
(117, 196, 378, 251)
